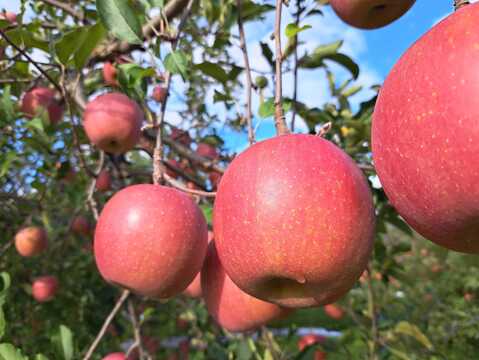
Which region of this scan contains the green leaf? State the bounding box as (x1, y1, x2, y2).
(3, 28, 49, 52)
(259, 98, 274, 118)
(195, 62, 229, 83)
(0, 86, 15, 126)
(200, 204, 213, 225)
(314, 40, 343, 57)
(54, 27, 90, 65)
(259, 42, 274, 68)
(58, 325, 74, 360)
(96, 0, 143, 44)
(0, 343, 25, 360)
(285, 23, 311, 38)
(150, 0, 164, 8)
(236, 339, 253, 360)
(0, 152, 16, 178)
(164, 51, 188, 78)
(34, 355, 49, 360)
(323, 53, 360, 79)
(74, 23, 107, 69)
(394, 321, 433, 350)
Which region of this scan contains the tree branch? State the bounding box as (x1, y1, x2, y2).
(39, 0, 85, 22)
(291, 0, 301, 132)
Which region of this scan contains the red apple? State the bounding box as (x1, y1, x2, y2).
(83, 93, 143, 154)
(21, 87, 64, 124)
(94, 184, 208, 298)
(103, 62, 118, 87)
(329, 0, 415, 29)
(183, 231, 214, 298)
(32, 276, 58, 302)
(214, 134, 375, 308)
(71, 215, 91, 236)
(96, 169, 112, 192)
(171, 127, 192, 147)
(166, 159, 181, 179)
(314, 351, 327, 360)
(372, 2, 479, 254)
(298, 334, 327, 351)
(152, 86, 167, 103)
(1, 11, 17, 24)
(324, 304, 344, 320)
(196, 143, 219, 160)
(464, 292, 475, 302)
(102, 353, 126, 360)
(14, 226, 48, 257)
(209, 171, 222, 189)
(201, 242, 292, 332)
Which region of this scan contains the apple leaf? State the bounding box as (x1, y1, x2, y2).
(394, 321, 433, 350)
(58, 325, 74, 360)
(195, 62, 229, 84)
(96, 0, 143, 44)
(259, 98, 274, 118)
(74, 23, 107, 69)
(285, 23, 312, 38)
(164, 50, 189, 79)
(0, 343, 26, 360)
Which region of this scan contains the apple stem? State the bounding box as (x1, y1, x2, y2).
(126, 299, 146, 359)
(454, 0, 470, 10)
(316, 122, 332, 138)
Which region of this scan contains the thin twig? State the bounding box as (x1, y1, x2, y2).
(86, 151, 105, 221)
(236, 0, 255, 145)
(273, 0, 289, 135)
(366, 266, 379, 360)
(454, 0, 470, 10)
(164, 173, 216, 197)
(0, 242, 12, 258)
(291, 0, 301, 132)
(126, 299, 145, 360)
(39, 0, 85, 22)
(0, 30, 63, 94)
(82, 289, 131, 360)
(316, 122, 332, 137)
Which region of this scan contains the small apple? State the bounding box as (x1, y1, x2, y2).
(170, 127, 192, 147)
(103, 62, 118, 87)
(196, 143, 219, 160)
(1, 11, 17, 24)
(324, 304, 344, 320)
(464, 292, 475, 302)
(183, 231, 214, 298)
(21, 87, 64, 124)
(166, 159, 181, 179)
(152, 85, 167, 103)
(32, 276, 58, 302)
(329, 0, 415, 29)
(96, 169, 112, 192)
(102, 353, 126, 360)
(71, 215, 91, 236)
(94, 184, 208, 298)
(298, 334, 327, 351)
(201, 242, 292, 332)
(14, 226, 48, 257)
(83, 92, 143, 154)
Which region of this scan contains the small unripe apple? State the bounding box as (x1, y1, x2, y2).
(21, 87, 64, 124)
(170, 127, 192, 147)
(94, 184, 208, 298)
(83, 93, 143, 154)
(71, 215, 91, 236)
(103, 62, 118, 87)
(14, 226, 48, 257)
(32, 276, 58, 302)
(214, 134, 375, 308)
(298, 334, 327, 351)
(324, 304, 344, 320)
(196, 143, 219, 160)
(96, 169, 112, 192)
(201, 242, 291, 332)
(329, 0, 415, 29)
(183, 231, 214, 298)
(372, 2, 479, 254)
(255, 76, 268, 89)
(152, 86, 167, 103)
(102, 353, 126, 360)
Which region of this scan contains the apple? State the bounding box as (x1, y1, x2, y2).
(201, 242, 292, 332)
(214, 134, 375, 308)
(32, 276, 58, 302)
(329, 0, 415, 29)
(83, 92, 143, 154)
(102, 353, 126, 360)
(21, 87, 64, 124)
(298, 334, 327, 351)
(314, 351, 327, 360)
(372, 2, 479, 254)
(103, 62, 118, 87)
(170, 127, 192, 147)
(166, 159, 181, 179)
(94, 184, 208, 298)
(183, 231, 214, 298)
(96, 169, 112, 192)
(1, 11, 17, 24)
(14, 226, 48, 257)
(71, 215, 91, 236)
(209, 171, 222, 189)
(324, 304, 344, 320)
(464, 292, 475, 302)
(196, 143, 219, 160)
(152, 85, 167, 103)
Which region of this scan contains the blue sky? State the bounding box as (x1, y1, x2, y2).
(1, 0, 466, 152)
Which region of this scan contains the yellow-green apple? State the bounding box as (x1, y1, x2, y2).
(14, 226, 48, 257)
(71, 215, 91, 236)
(324, 304, 344, 320)
(103, 62, 118, 87)
(201, 242, 292, 332)
(21, 87, 64, 124)
(329, 0, 415, 29)
(96, 169, 112, 192)
(214, 134, 375, 308)
(183, 230, 214, 298)
(32, 276, 58, 302)
(372, 2, 479, 254)
(83, 93, 143, 154)
(94, 184, 208, 298)
(152, 85, 167, 103)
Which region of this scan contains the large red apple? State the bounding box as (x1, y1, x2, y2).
(21, 87, 64, 124)
(83, 92, 143, 154)
(96, 169, 112, 192)
(201, 242, 291, 332)
(102, 353, 126, 360)
(214, 134, 375, 308)
(32, 276, 58, 302)
(71, 215, 91, 236)
(329, 0, 415, 29)
(103, 62, 118, 87)
(183, 230, 214, 298)
(94, 184, 208, 298)
(14, 226, 48, 257)
(372, 2, 479, 254)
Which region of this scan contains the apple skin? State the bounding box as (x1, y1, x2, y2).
(329, 0, 415, 29)
(21, 87, 64, 124)
(372, 2, 479, 254)
(201, 242, 292, 332)
(196, 143, 219, 160)
(103, 62, 118, 87)
(32, 276, 58, 302)
(102, 353, 126, 360)
(94, 184, 208, 298)
(1, 11, 17, 24)
(83, 93, 143, 154)
(14, 226, 48, 257)
(214, 134, 375, 308)
(152, 86, 167, 103)
(324, 304, 344, 320)
(182, 231, 214, 298)
(298, 334, 327, 351)
(71, 216, 91, 236)
(96, 169, 112, 192)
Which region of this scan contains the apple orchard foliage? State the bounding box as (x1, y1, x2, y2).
(0, 0, 478, 359)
